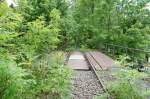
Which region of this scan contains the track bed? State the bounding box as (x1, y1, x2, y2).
(71, 70, 104, 99)
(67, 52, 107, 99)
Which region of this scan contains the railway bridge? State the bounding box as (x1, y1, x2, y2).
(67, 50, 150, 99)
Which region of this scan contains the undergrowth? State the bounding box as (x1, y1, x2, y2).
(108, 69, 150, 99)
(0, 52, 71, 99)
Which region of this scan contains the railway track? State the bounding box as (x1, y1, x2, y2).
(69, 52, 111, 99)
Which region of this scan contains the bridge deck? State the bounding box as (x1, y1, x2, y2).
(68, 51, 116, 70)
(67, 52, 89, 70)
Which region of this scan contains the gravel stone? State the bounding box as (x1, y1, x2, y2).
(71, 71, 104, 99)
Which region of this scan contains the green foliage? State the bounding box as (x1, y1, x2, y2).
(0, 0, 150, 98)
(108, 80, 144, 99)
(107, 69, 149, 99)
(0, 1, 9, 17)
(0, 33, 19, 47)
(17, 0, 68, 22)
(115, 54, 131, 67)
(0, 59, 34, 99)
(59, 16, 79, 49)
(0, 0, 71, 99)
(0, 4, 23, 48)
(73, 0, 150, 57)
(94, 93, 108, 99)
(0, 12, 23, 32)
(25, 15, 60, 55)
(31, 52, 71, 98)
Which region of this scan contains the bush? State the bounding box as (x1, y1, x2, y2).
(0, 59, 34, 99)
(108, 80, 144, 99)
(25, 9, 60, 55)
(0, 51, 71, 99)
(107, 69, 149, 99)
(30, 52, 71, 99)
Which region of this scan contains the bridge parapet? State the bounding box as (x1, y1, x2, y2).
(101, 43, 150, 69)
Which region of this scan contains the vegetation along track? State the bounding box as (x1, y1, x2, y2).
(70, 52, 111, 99)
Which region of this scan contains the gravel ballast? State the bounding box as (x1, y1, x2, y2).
(71, 71, 104, 99)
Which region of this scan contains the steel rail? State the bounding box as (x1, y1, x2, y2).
(84, 53, 112, 99)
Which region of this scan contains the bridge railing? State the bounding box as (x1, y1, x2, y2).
(102, 43, 150, 66)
